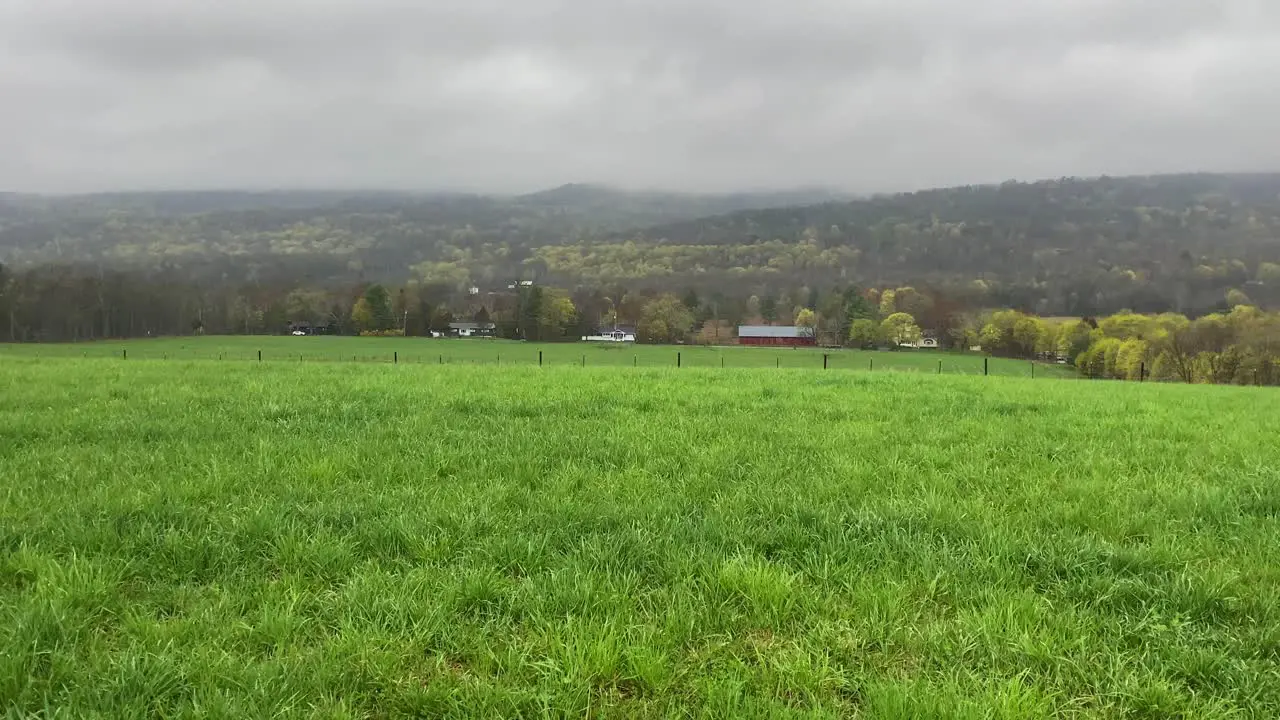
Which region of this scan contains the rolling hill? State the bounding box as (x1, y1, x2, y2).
(2, 174, 1279, 315)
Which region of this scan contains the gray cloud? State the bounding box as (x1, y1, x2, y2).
(1, 0, 1278, 193)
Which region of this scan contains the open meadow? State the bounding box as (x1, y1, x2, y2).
(0, 335, 1075, 378)
(1, 353, 1278, 717)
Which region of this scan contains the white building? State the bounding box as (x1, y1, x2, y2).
(901, 336, 940, 349)
(583, 329, 636, 343)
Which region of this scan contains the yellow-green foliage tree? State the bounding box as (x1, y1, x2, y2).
(1191, 313, 1240, 384)
(981, 310, 1048, 358)
(1115, 339, 1149, 380)
(1037, 321, 1061, 355)
(1077, 306, 1280, 384)
(350, 298, 375, 333)
(538, 290, 578, 341)
(1229, 306, 1280, 384)
(1013, 315, 1049, 356)
(1150, 313, 1189, 340)
(1150, 352, 1179, 381)
(878, 289, 896, 317)
(1226, 288, 1252, 307)
(1078, 338, 1120, 378)
(848, 318, 881, 348)
(1103, 338, 1124, 377)
(881, 312, 922, 347)
(1098, 312, 1155, 340)
(1154, 320, 1199, 383)
(639, 294, 695, 344)
(1058, 320, 1094, 361)
(794, 308, 817, 338)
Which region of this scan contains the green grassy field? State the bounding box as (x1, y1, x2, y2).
(0, 335, 1075, 377)
(2, 357, 1277, 717)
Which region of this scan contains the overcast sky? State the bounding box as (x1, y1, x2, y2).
(1, 0, 1278, 194)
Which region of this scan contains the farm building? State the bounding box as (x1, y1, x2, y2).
(737, 325, 816, 347)
(901, 336, 940, 349)
(448, 322, 497, 338)
(583, 326, 637, 343)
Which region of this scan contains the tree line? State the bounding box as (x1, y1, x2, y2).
(0, 259, 944, 347)
(4, 260, 1279, 384)
(0, 262, 698, 344)
(927, 305, 1280, 386)
(1065, 308, 1280, 385)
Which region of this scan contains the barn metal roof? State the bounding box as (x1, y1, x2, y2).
(737, 325, 807, 338)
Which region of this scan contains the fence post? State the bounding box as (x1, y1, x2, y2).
(870, 358, 874, 371)
(984, 357, 989, 376)
(721, 356, 725, 368)
(823, 354, 828, 370)
(123, 349, 127, 360)
(497, 355, 500, 366)
(1031, 362, 1035, 379)
(633, 355, 637, 367)
(581, 355, 585, 367)
(1140, 362, 1145, 382)
(677, 352, 682, 368)
(394, 351, 398, 365)
(938, 360, 942, 375)
(539, 351, 543, 367)
(777, 357, 780, 369)
(258, 350, 262, 363)
(440, 354, 443, 365)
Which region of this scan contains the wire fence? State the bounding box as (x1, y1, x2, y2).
(10, 342, 1278, 386)
(3, 343, 1088, 380)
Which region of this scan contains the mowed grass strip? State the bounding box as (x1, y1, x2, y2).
(0, 334, 1075, 378)
(1, 359, 1277, 718)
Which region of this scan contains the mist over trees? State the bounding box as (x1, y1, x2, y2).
(3, 173, 1280, 353)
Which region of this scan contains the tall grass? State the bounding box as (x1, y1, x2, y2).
(1, 358, 1276, 717)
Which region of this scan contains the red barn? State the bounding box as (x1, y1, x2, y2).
(737, 325, 816, 347)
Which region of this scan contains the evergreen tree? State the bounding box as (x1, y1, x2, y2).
(519, 286, 544, 341)
(362, 284, 394, 331)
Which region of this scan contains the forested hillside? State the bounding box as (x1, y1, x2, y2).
(5, 174, 1280, 315)
(3, 173, 1280, 343)
(568, 173, 1280, 314)
(0, 185, 846, 284)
